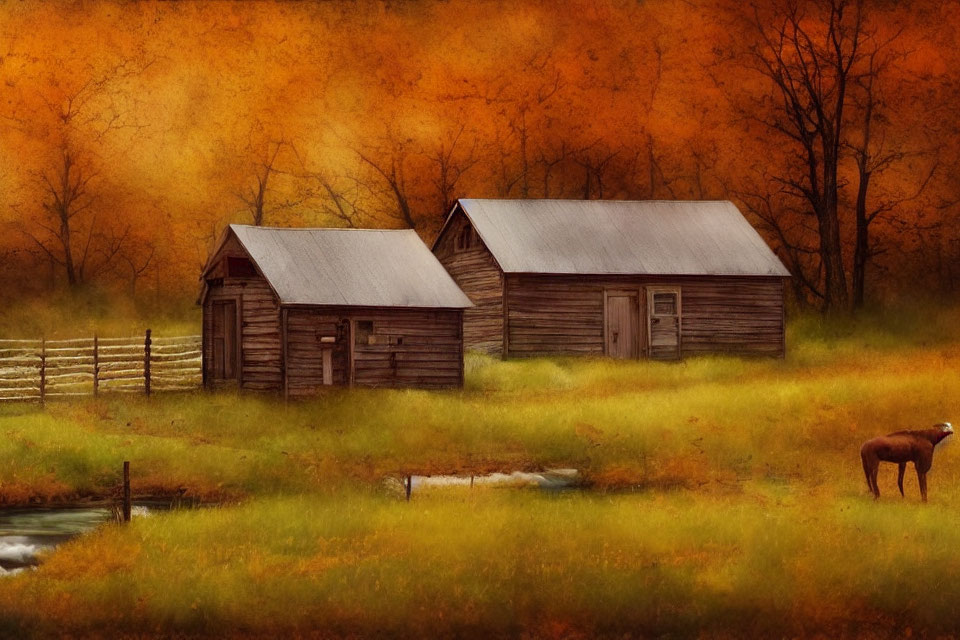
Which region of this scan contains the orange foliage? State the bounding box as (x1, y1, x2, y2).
(0, 0, 956, 305)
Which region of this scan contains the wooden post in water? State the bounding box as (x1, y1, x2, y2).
(39, 338, 46, 406)
(405, 475, 412, 501)
(122, 461, 131, 523)
(143, 329, 152, 397)
(92, 335, 99, 397)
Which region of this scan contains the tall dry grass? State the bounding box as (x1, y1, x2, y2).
(1, 488, 959, 637)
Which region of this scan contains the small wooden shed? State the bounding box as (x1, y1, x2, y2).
(432, 199, 791, 360)
(200, 225, 472, 394)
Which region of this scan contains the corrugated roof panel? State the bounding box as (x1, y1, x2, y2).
(455, 199, 790, 277)
(229, 225, 472, 308)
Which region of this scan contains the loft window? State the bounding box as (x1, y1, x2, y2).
(355, 321, 374, 345)
(226, 257, 257, 278)
(653, 292, 678, 316)
(455, 225, 475, 252)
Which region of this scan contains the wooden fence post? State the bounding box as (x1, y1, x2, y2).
(144, 329, 151, 397)
(122, 461, 131, 523)
(92, 335, 99, 397)
(39, 338, 46, 406)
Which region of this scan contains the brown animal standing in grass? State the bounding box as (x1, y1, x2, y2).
(860, 422, 953, 502)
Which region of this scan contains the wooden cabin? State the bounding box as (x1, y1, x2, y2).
(200, 225, 472, 394)
(432, 199, 790, 360)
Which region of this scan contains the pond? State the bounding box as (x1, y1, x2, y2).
(0, 505, 151, 575)
(409, 468, 580, 490)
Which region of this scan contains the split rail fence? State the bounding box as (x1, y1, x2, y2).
(0, 330, 202, 403)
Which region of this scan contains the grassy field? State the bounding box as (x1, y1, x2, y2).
(0, 305, 958, 637)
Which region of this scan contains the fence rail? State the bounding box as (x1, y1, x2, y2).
(0, 330, 202, 403)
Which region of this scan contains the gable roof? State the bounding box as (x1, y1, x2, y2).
(227, 224, 472, 309)
(440, 199, 790, 277)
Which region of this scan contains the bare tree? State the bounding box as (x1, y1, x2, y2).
(117, 237, 156, 298)
(22, 147, 97, 286)
(573, 142, 621, 199)
(536, 140, 571, 198)
(236, 137, 302, 226)
(746, 0, 865, 311)
(846, 38, 938, 307)
(736, 184, 826, 305)
(354, 129, 418, 229)
(7, 56, 152, 288)
(299, 160, 367, 228)
(439, 51, 563, 200)
(425, 124, 479, 215)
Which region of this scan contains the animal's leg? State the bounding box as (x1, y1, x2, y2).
(871, 466, 880, 499)
(898, 463, 906, 497)
(862, 454, 873, 494)
(918, 470, 928, 502)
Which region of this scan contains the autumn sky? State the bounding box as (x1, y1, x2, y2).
(0, 0, 957, 307)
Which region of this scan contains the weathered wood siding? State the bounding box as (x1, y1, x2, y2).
(678, 279, 784, 356)
(202, 234, 283, 391)
(352, 308, 463, 389)
(433, 207, 504, 355)
(282, 307, 464, 391)
(504, 274, 785, 358)
(285, 309, 349, 396)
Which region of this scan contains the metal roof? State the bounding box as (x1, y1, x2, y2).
(450, 199, 790, 277)
(229, 225, 472, 308)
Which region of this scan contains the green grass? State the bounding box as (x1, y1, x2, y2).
(0, 304, 959, 637)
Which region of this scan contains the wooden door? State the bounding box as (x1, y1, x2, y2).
(211, 300, 238, 379)
(605, 291, 640, 359)
(647, 287, 681, 360)
(321, 348, 333, 385)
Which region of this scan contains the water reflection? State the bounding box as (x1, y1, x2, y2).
(0, 506, 150, 574)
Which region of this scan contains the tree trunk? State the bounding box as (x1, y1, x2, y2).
(852, 169, 871, 308)
(60, 208, 78, 286)
(819, 138, 849, 312)
(818, 196, 848, 311)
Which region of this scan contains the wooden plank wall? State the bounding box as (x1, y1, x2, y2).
(352, 308, 463, 389)
(506, 276, 604, 357)
(202, 234, 283, 391)
(505, 274, 785, 358)
(679, 279, 784, 356)
(285, 310, 348, 396)
(433, 208, 504, 355)
(281, 307, 463, 392)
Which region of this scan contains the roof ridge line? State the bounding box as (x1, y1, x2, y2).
(459, 198, 733, 204)
(230, 224, 417, 233)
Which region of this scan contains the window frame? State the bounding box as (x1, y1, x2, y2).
(355, 320, 375, 346)
(645, 285, 682, 359)
(455, 225, 475, 252)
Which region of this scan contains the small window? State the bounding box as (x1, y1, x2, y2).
(226, 257, 257, 278)
(653, 293, 677, 316)
(455, 225, 474, 252)
(355, 321, 374, 345)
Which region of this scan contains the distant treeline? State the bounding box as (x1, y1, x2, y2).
(0, 0, 957, 312)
